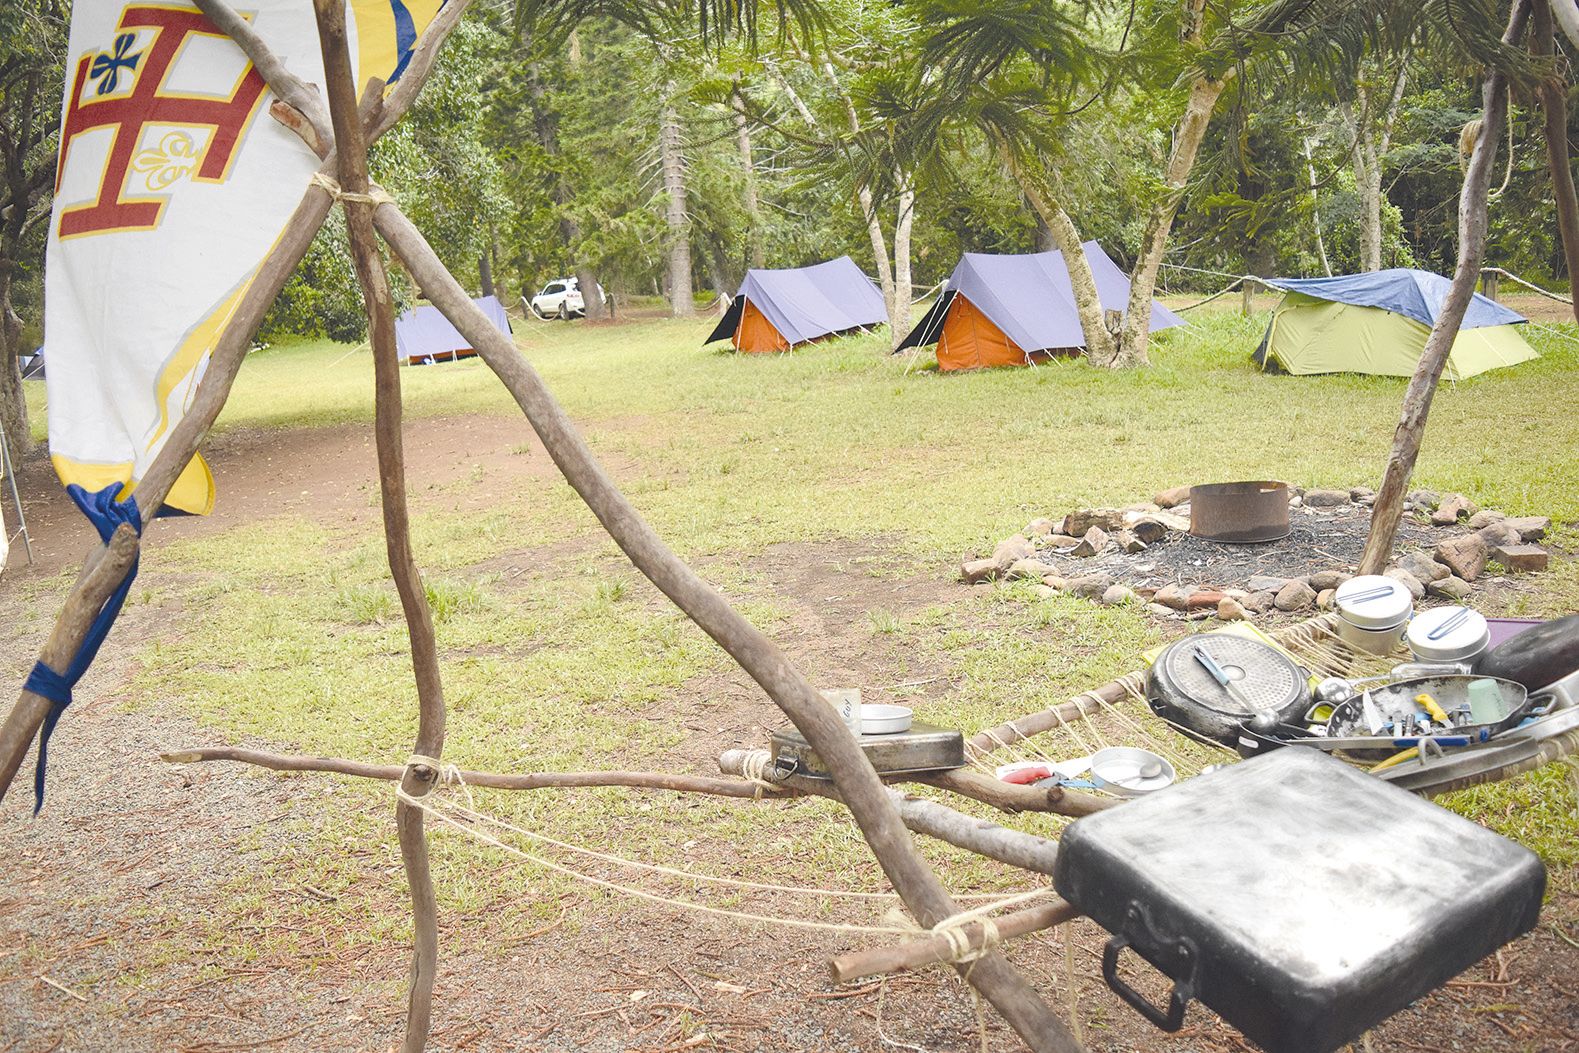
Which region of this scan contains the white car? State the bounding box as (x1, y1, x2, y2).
(528, 276, 606, 320)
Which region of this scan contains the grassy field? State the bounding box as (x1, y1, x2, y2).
(18, 304, 1579, 956)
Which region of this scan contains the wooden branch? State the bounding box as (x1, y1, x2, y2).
(368, 0, 474, 142)
(829, 899, 1080, 985)
(718, 751, 1063, 876)
(1359, 0, 1532, 574)
(268, 100, 327, 158)
(191, 0, 332, 150)
(1, 0, 463, 810)
(968, 681, 1131, 757)
(161, 746, 792, 799)
(0, 525, 140, 802)
(311, 5, 447, 1053)
(1534, 0, 1579, 322)
(372, 206, 1082, 1051)
(922, 767, 1115, 818)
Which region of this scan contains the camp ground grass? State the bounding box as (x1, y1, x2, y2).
(14, 303, 1579, 981)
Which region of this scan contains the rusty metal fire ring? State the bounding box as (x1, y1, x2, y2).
(1189, 481, 1291, 544)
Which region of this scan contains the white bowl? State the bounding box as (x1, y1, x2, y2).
(861, 704, 913, 735)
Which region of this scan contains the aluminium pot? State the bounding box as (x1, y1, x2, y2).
(1146, 635, 1311, 745)
(1335, 574, 1413, 655)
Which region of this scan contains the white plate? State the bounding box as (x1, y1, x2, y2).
(861, 704, 913, 735)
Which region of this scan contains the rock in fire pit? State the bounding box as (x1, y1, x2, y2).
(959, 484, 1557, 621)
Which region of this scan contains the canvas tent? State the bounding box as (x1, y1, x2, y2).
(705, 256, 888, 353)
(1253, 269, 1538, 380)
(19, 350, 45, 381)
(895, 242, 1184, 371)
(395, 295, 511, 365)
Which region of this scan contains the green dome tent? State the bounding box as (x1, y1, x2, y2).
(1252, 269, 1538, 380)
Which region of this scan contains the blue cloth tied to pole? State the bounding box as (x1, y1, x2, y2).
(21, 483, 142, 813)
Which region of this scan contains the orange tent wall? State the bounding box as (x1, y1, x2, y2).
(935, 294, 1028, 371)
(733, 299, 793, 353)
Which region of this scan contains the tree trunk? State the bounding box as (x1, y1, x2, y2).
(478, 252, 494, 298)
(1535, 0, 1579, 320)
(1360, 0, 1531, 575)
(0, 271, 29, 457)
(997, 139, 1117, 364)
(1357, 142, 1384, 271)
(1303, 136, 1334, 276)
(659, 95, 694, 318)
(1549, 0, 1579, 49)
(731, 85, 766, 271)
(1031, 199, 1056, 252)
(859, 185, 897, 327)
(1118, 72, 1228, 367)
(890, 178, 915, 349)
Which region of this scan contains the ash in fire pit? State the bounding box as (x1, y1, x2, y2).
(960, 485, 1556, 620)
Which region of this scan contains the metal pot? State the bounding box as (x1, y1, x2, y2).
(1407, 607, 1489, 665)
(1325, 675, 1531, 760)
(1146, 635, 1311, 745)
(1335, 575, 1413, 655)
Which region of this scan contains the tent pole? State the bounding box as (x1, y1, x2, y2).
(371, 201, 1085, 1053)
(0, 420, 32, 565)
(1359, 0, 1530, 574)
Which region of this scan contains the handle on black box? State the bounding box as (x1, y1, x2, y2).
(1101, 922, 1198, 1033)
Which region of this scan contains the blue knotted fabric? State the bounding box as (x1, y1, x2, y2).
(21, 483, 142, 813)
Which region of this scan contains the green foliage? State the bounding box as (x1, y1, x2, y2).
(259, 212, 368, 343)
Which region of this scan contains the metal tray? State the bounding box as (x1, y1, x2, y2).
(768, 721, 964, 780)
(1053, 749, 1545, 1053)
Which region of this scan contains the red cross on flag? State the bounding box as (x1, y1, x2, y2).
(45, 0, 446, 515)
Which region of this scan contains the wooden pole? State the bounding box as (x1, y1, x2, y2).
(0, 0, 470, 813)
(309, 6, 448, 1053)
(0, 184, 335, 806)
(1358, 0, 1532, 576)
(163, 745, 792, 798)
(718, 751, 1065, 876)
(1534, 0, 1579, 321)
(0, 526, 139, 798)
(829, 899, 1080, 984)
(370, 205, 1084, 1052)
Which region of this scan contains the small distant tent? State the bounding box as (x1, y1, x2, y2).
(1253, 269, 1538, 380)
(19, 349, 45, 381)
(395, 295, 511, 365)
(895, 242, 1184, 371)
(705, 256, 888, 353)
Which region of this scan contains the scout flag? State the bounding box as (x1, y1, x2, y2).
(45, 0, 446, 515)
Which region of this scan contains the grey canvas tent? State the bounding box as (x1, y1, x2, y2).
(395, 294, 511, 365)
(705, 256, 888, 353)
(896, 242, 1184, 370)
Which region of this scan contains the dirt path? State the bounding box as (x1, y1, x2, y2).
(3, 416, 1576, 1052)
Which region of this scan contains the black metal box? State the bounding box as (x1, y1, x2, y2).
(1053, 749, 1545, 1053)
(768, 722, 964, 779)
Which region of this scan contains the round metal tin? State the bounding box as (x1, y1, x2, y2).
(860, 704, 914, 735)
(1407, 606, 1490, 664)
(1335, 574, 1413, 630)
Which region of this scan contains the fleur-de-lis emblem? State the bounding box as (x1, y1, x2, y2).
(89, 33, 141, 96)
(131, 132, 202, 191)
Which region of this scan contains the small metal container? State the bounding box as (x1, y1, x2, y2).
(1407, 606, 1490, 664)
(769, 721, 964, 780)
(1335, 574, 1413, 654)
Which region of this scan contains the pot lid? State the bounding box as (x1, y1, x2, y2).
(1335, 574, 1413, 628)
(1407, 606, 1490, 662)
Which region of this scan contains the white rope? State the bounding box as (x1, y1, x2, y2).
(310, 171, 396, 208)
(395, 759, 1053, 933)
(1484, 267, 1574, 306)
